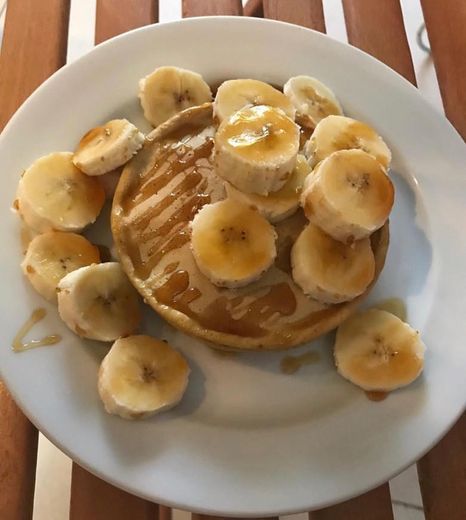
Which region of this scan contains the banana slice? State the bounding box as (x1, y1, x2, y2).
(17, 152, 105, 233)
(291, 223, 375, 304)
(57, 262, 141, 341)
(284, 75, 343, 128)
(73, 119, 144, 176)
(98, 335, 190, 420)
(214, 78, 295, 123)
(334, 309, 425, 391)
(214, 104, 300, 195)
(190, 199, 277, 288)
(139, 66, 212, 127)
(21, 231, 100, 302)
(304, 115, 392, 168)
(225, 154, 311, 223)
(301, 149, 394, 243)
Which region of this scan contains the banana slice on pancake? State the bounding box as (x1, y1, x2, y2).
(291, 222, 375, 304)
(214, 104, 300, 195)
(304, 115, 391, 168)
(301, 149, 394, 243)
(190, 199, 277, 288)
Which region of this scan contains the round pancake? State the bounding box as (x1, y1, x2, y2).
(112, 104, 389, 350)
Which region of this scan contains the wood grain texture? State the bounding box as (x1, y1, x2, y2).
(182, 0, 243, 17)
(0, 383, 38, 520)
(420, 0, 466, 139)
(263, 0, 325, 32)
(70, 464, 158, 520)
(95, 0, 158, 44)
(342, 0, 416, 85)
(0, 0, 71, 129)
(0, 1, 70, 518)
(244, 0, 264, 17)
(417, 413, 466, 520)
(309, 484, 394, 520)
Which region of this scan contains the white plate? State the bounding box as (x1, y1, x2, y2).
(1, 17, 465, 517)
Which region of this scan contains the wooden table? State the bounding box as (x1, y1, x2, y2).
(0, 1, 465, 519)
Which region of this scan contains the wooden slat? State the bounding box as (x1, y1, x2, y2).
(70, 2, 161, 516)
(70, 464, 157, 520)
(95, 0, 158, 44)
(309, 485, 394, 520)
(0, 383, 38, 520)
(420, 0, 466, 139)
(244, 0, 264, 17)
(158, 505, 172, 520)
(182, 0, 243, 17)
(263, 0, 325, 32)
(0, 0, 71, 129)
(417, 413, 466, 520)
(0, 2, 70, 519)
(341, 0, 416, 84)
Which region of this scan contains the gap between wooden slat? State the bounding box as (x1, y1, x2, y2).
(95, 0, 158, 44)
(417, 413, 466, 520)
(309, 484, 394, 520)
(341, 0, 416, 85)
(182, 0, 243, 17)
(0, 0, 71, 129)
(0, 1, 71, 519)
(263, 0, 325, 32)
(420, 0, 466, 139)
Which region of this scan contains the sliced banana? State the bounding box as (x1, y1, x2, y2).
(57, 262, 141, 341)
(301, 149, 394, 243)
(284, 75, 343, 128)
(334, 309, 425, 392)
(190, 199, 277, 288)
(304, 115, 392, 168)
(98, 335, 190, 420)
(17, 152, 105, 233)
(214, 78, 295, 123)
(73, 119, 144, 176)
(225, 154, 311, 223)
(139, 66, 212, 127)
(214, 104, 300, 195)
(291, 223, 375, 304)
(21, 231, 100, 302)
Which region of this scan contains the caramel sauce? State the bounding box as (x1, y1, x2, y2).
(280, 350, 320, 374)
(365, 391, 388, 402)
(154, 276, 296, 337)
(12, 308, 61, 352)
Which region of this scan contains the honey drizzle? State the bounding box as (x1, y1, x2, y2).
(12, 308, 61, 352)
(365, 391, 388, 402)
(154, 277, 296, 337)
(280, 350, 320, 374)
